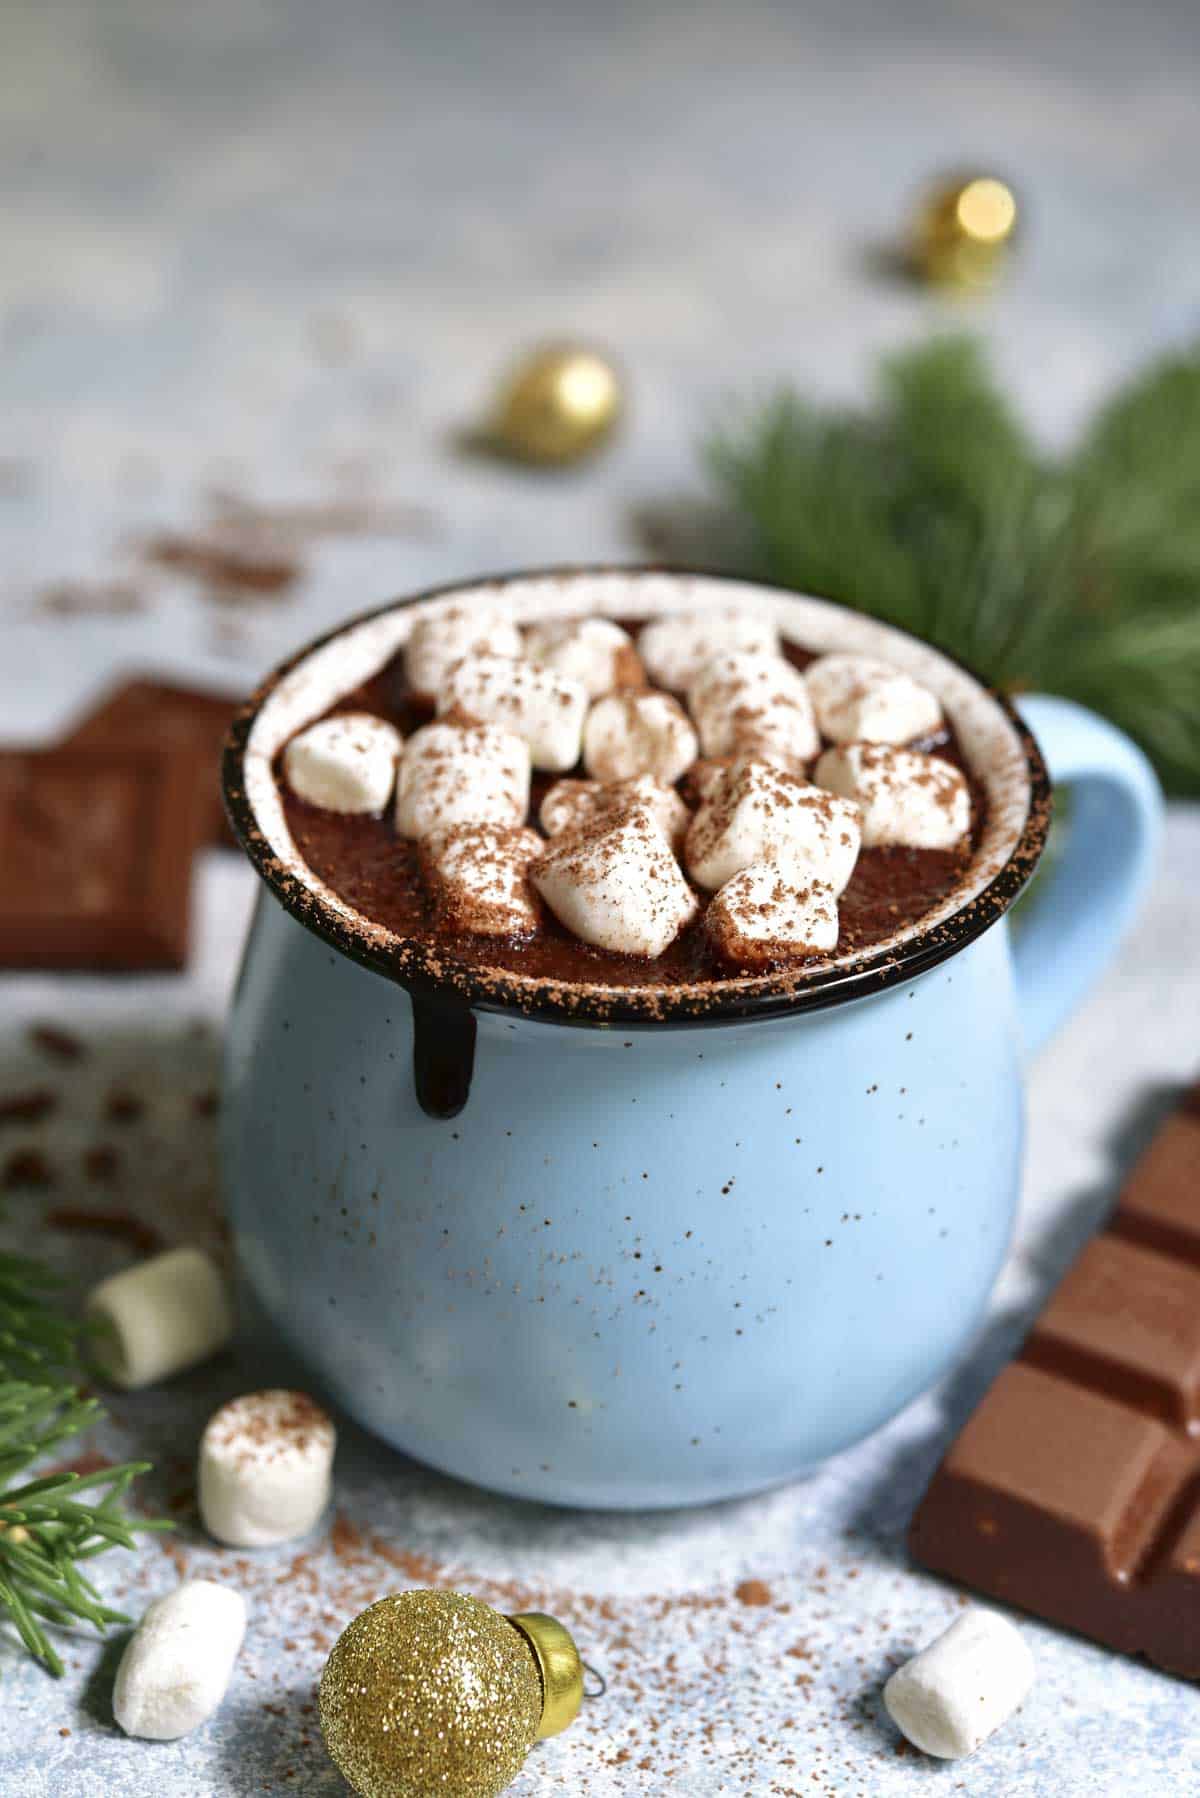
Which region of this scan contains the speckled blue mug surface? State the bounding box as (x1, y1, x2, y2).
(221, 570, 1162, 1508)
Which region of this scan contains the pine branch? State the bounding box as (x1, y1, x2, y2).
(0, 1252, 167, 1676)
(708, 334, 1200, 793)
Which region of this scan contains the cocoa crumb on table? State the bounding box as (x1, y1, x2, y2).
(83, 1144, 121, 1183)
(43, 1451, 115, 1480)
(145, 533, 301, 598)
(46, 1208, 163, 1258)
(735, 1578, 774, 1606)
(0, 1089, 58, 1127)
(29, 1023, 85, 1062)
(2, 1148, 54, 1189)
(104, 1087, 145, 1124)
(35, 579, 148, 618)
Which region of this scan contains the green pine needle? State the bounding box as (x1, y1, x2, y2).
(0, 1252, 167, 1676)
(708, 335, 1200, 793)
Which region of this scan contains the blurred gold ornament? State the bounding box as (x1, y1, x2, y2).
(912, 174, 1019, 290)
(487, 343, 622, 464)
(319, 1589, 584, 1798)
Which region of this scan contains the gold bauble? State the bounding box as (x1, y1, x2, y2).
(912, 174, 1019, 290)
(487, 343, 622, 465)
(318, 1590, 584, 1798)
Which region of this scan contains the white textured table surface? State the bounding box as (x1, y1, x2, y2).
(3, 2, 1199, 1793)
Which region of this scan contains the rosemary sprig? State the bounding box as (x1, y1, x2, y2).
(0, 1252, 167, 1675)
(708, 334, 1200, 793)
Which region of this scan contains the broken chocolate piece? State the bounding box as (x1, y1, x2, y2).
(0, 747, 208, 971)
(910, 1087, 1200, 1677)
(65, 677, 242, 846)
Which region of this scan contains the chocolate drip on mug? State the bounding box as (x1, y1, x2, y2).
(410, 991, 477, 1118)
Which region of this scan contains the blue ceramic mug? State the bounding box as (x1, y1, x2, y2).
(221, 570, 1161, 1509)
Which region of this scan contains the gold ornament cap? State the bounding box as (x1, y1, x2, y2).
(507, 1610, 585, 1738)
(912, 173, 1019, 290)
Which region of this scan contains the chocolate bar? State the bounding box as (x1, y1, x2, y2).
(910, 1088, 1200, 1677)
(65, 677, 242, 846)
(0, 746, 209, 970)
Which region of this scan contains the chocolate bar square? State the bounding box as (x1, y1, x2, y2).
(65, 677, 242, 846)
(0, 747, 209, 970)
(910, 1085, 1200, 1677)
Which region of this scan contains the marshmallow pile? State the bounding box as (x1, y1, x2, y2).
(279, 603, 973, 966)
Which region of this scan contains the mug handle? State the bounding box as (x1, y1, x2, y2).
(1008, 694, 1163, 1059)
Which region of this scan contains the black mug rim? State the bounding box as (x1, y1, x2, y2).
(221, 566, 1053, 1031)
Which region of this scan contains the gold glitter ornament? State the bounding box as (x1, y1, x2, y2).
(318, 1589, 584, 1798)
(486, 343, 622, 465)
(912, 173, 1019, 290)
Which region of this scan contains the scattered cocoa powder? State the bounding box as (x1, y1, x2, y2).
(146, 532, 300, 599)
(36, 579, 148, 618)
(44, 1452, 115, 1480)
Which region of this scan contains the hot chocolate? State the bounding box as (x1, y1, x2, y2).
(274, 610, 985, 992)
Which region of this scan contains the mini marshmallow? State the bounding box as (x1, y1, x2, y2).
(605, 775, 691, 848)
(687, 749, 797, 804)
(198, 1390, 337, 1549)
(524, 616, 642, 697)
(394, 719, 531, 839)
(806, 653, 943, 745)
(706, 863, 839, 967)
(815, 742, 970, 849)
(883, 1608, 1035, 1760)
(533, 804, 698, 958)
(438, 653, 588, 772)
(282, 712, 403, 815)
(688, 651, 819, 764)
(405, 605, 522, 699)
(86, 1247, 234, 1390)
(113, 1579, 246, 1740)
(540, 774, 690, 848)
(419, 823, 544, 937)
(638, 607, 779, 691)
(583, 691, 698, 786)
(685, 759, 862, 893)
(540, 778, 602, 838)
